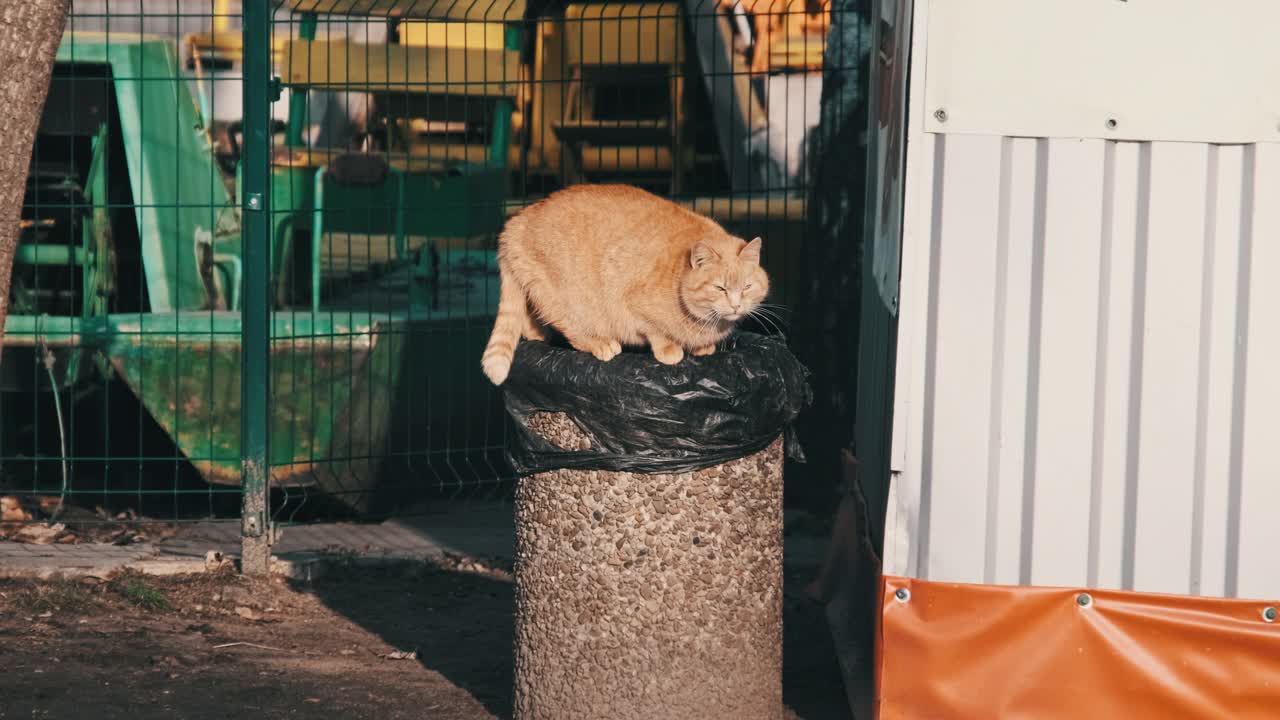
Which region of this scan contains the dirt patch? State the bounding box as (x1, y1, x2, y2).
(0, 554, 852, 719)
(0, 564, 505, 720)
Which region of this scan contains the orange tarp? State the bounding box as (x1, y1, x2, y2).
(878, 576, 1280, 719)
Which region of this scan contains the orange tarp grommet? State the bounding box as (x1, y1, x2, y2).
(876, 576, 1280, 719)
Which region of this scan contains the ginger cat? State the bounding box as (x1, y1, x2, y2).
(481, 184, 769, 385)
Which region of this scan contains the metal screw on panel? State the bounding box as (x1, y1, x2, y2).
(1263, 606, 1277, 623)
(933, 108, 948, 123)
(246, 193, 263, 211)
(894, 588, 911, 603)
(1105, 117, 1119, 131)
(1076, 592, 1093, 608)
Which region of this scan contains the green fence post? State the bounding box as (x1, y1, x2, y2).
(485, 25, 523, 170)
(241, 0, 274, 576)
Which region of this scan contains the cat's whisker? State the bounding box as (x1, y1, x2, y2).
(748, 308, 783, 335)
(750, 307, 788, 332)
(699, 310, 722, 334)
(760, 308, 787, 331)
(759, 314, 788, 332)
(752, 305, 786, 320)
(755, 303, 793, 318)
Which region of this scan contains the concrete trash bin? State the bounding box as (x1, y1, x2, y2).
(502, 333, 810, 720)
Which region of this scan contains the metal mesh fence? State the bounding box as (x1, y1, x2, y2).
(3, 0, 868, 539)
(2, 1, 249, 542)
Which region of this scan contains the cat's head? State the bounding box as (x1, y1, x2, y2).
(681, 235, 770, 324)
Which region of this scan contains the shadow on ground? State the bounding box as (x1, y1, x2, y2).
(1, 569, 497, 720)
(301, 544, 855, 719)
(782, 564, 859, 720)
(298, 564, 517, 718)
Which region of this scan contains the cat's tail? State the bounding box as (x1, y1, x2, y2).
(481, 266, 526, 385)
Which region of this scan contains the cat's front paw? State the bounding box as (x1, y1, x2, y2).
(652, 344, 684, 365)
(691, 344, 716, 357)
(591, 339, 622, 362)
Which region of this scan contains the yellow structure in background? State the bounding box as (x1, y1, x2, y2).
(185, 0, 830, 192)
(400, 19, 507, 48)
(279, 0, 526, 22)
(185, 31, 290, 66)
(213, 0, 233, 33)
(279, 38, 520, 96)
(527, 2, 694, 192)
(397, 19, 527, 166)
(726, 0, 831, 73)
(188, 0, 287, 65)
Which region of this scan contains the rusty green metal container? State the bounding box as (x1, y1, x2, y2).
(8, 32, 507, 512)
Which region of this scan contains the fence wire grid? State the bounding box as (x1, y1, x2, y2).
(2, 0, 870, 539)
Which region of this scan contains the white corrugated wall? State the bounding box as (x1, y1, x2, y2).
(883, 0, 1280, 599)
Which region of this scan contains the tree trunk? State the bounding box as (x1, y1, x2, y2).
(0, 1, 71, 363)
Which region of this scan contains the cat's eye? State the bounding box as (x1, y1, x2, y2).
(715, 285, 727, 293)
(744, 284, 753, 291)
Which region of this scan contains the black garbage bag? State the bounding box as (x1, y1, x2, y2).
(503, 332, 812, 475)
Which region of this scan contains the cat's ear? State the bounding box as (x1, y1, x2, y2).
(691, 241, 720, 269)
(739, 237, 763, 265)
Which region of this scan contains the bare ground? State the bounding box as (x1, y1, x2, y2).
(0, 557, 853, 720)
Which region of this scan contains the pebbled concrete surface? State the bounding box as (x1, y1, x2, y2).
(513, 410, 785, 720)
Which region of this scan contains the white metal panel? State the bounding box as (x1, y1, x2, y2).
(1196, 146, 1246, 599)
(1027, 139, 1107, 587)
(1235, 143, 1280, 600)
(1130, 143, 1209, 595)
(988, 137, 1037, 585)
(919, 135, 1003, 581)
(887, 0, 1280, 599)
(1090, 141, 1140, 591)
(920, 0, 1280, 144)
